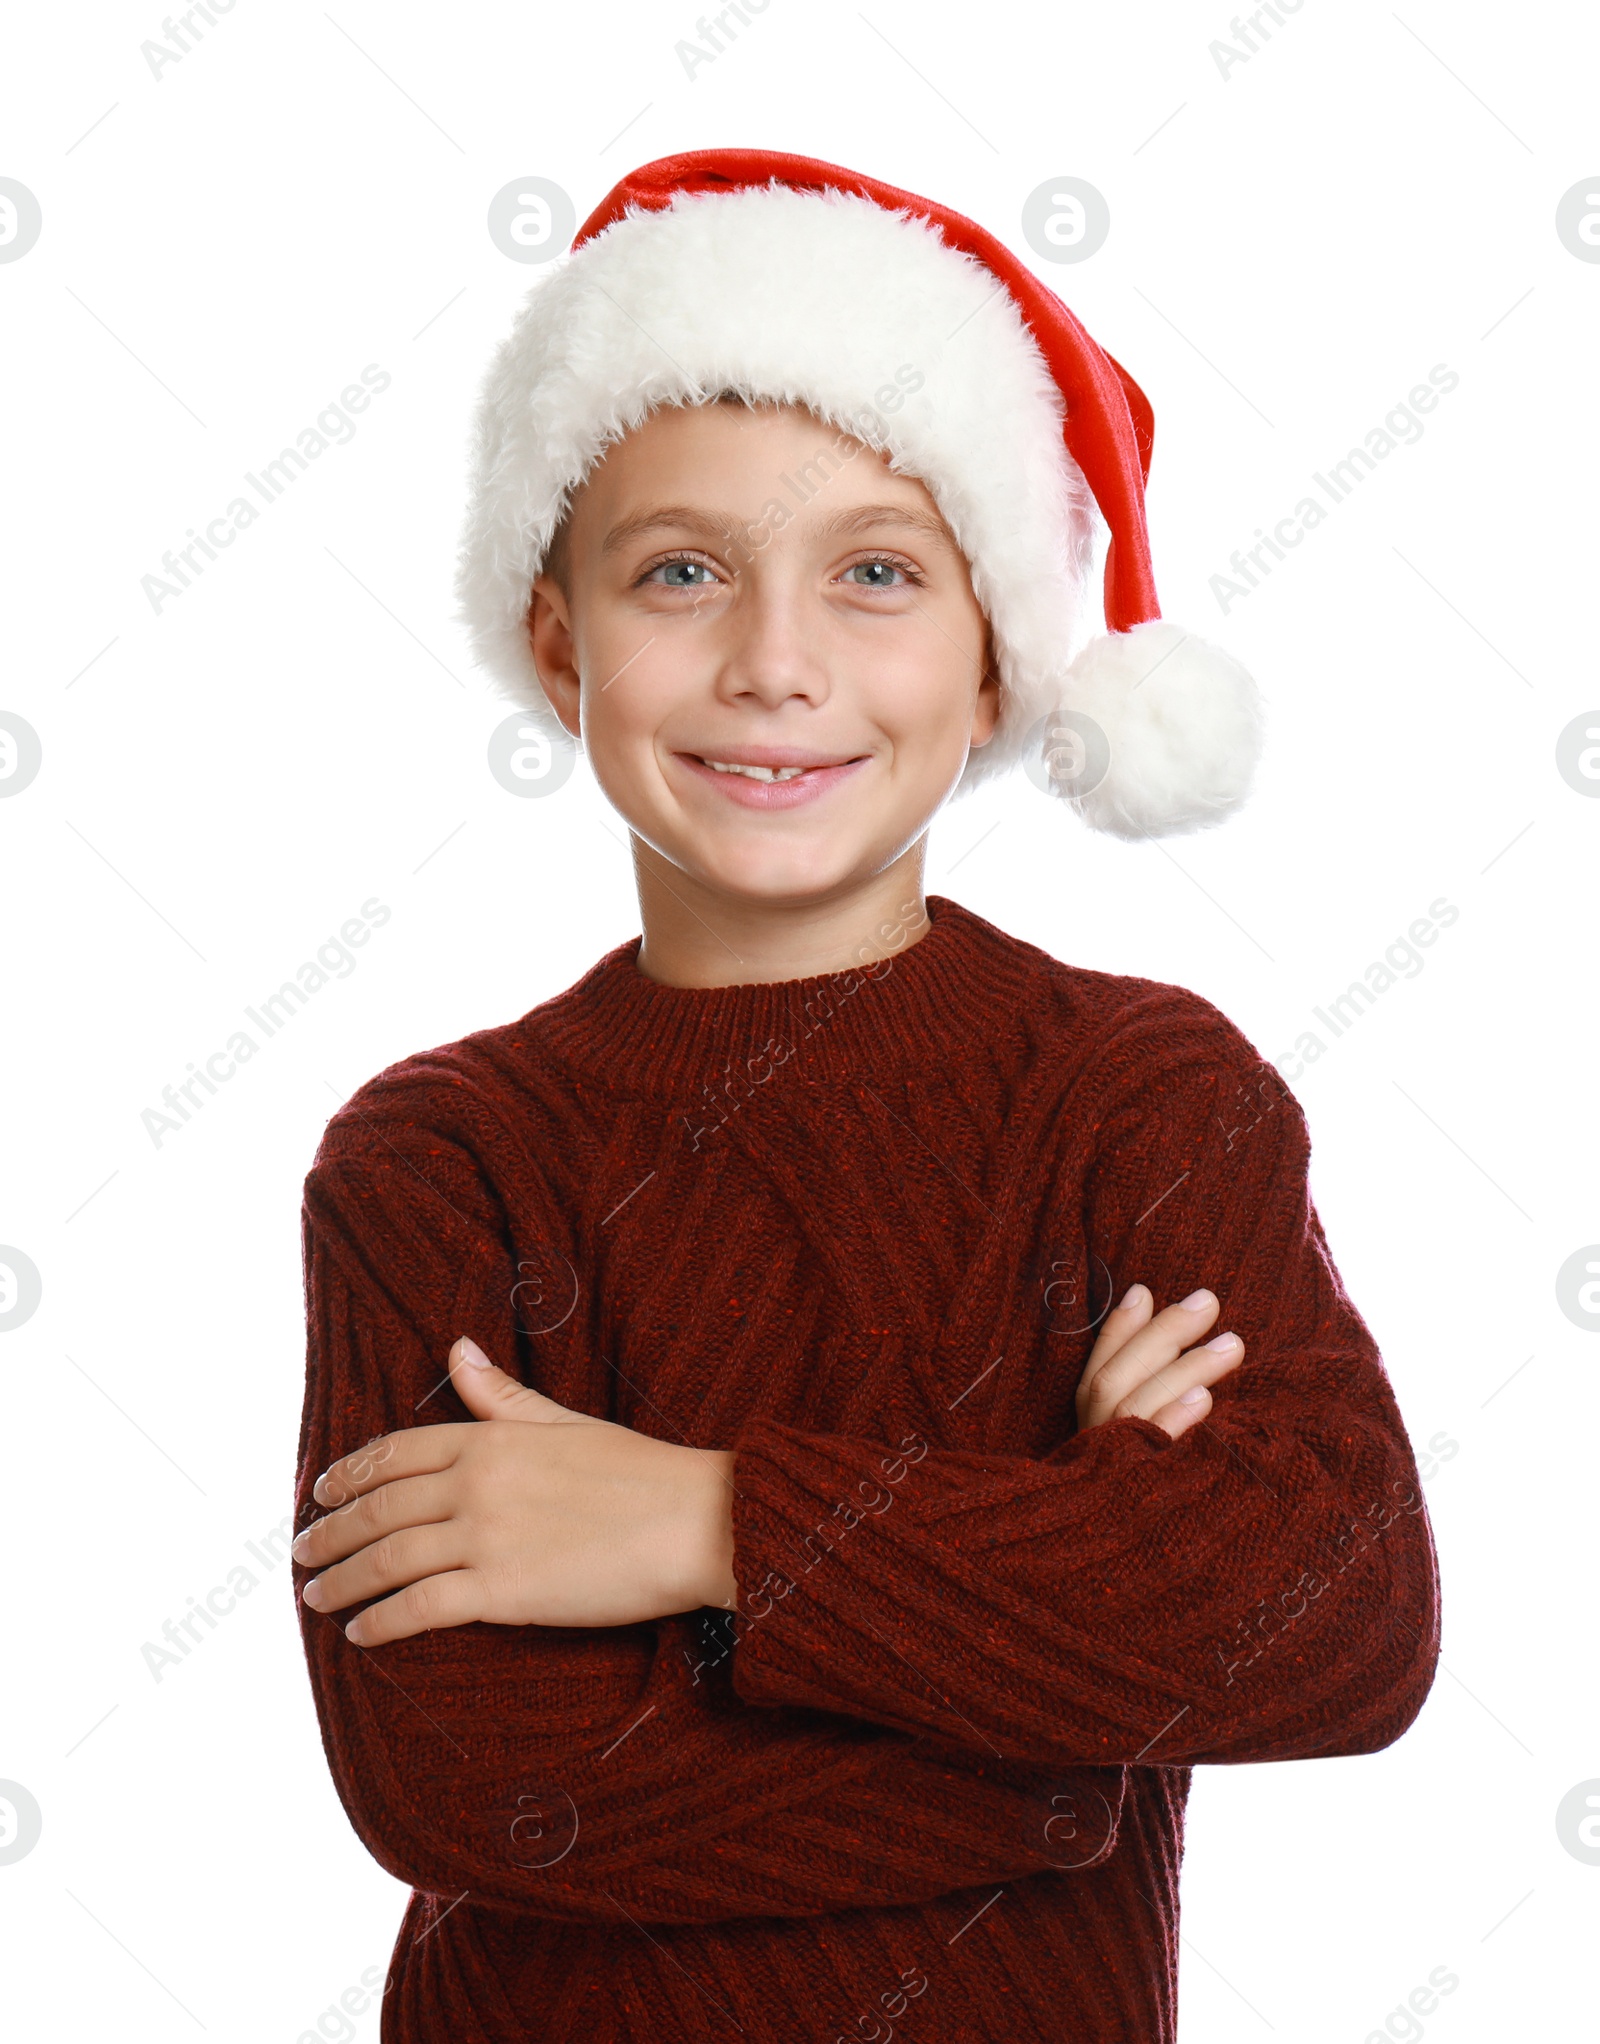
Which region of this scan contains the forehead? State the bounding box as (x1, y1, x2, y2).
(566, 398, 945, 534)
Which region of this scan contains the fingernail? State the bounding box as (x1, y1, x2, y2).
(1180, 1289, 1214, 1311)
(1180, 1385, 1208, 1406)
(291, 1530, 312, 1561)
(1119, 1284, 1147, 1310)
(344, 1616, 366, 1644)
(1204, 1332, 1238, 1352)
(302, 1577, 325, 1608)
(456, 1336, 493, 1369)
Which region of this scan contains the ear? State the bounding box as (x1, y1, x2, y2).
(527, 574, 583, 742)
(968, 624, 1003, 750)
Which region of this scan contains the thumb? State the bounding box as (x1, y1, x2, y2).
(448, 1335, 578, 1424)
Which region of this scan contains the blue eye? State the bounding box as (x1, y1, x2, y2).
(653, 559, 716, 587)
(844, 560, 904, 588)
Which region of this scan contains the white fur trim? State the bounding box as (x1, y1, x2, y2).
(453, 182, 1262, 833)
(1048, 620, 1265, 838)
(453, 182, 1095, 799)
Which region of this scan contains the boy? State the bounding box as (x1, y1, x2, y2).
(292, 150, 1440, 2042)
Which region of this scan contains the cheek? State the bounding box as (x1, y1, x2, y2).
(865, 619, 987, 751)
(577, 626, 696, 743)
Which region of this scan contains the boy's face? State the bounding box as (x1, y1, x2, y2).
(528, 401, 999, 909)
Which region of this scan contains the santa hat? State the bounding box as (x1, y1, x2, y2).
(454, 147, 1264, 838)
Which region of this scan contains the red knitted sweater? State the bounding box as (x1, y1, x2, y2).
(293, 894, 1440, 2043)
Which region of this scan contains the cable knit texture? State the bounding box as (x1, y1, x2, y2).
(293, 894, 1440, 2043)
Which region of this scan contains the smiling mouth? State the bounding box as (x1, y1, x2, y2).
(699, 759, 809, 782)
(690, 755, 866, 781)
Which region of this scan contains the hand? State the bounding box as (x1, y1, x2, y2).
(294, 1337, 739, 1645)
(1076, 1285, 1245, 1441)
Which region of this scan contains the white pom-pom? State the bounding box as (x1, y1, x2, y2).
(1043, 619, 1265, 839)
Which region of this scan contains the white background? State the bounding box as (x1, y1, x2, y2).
(2, 1, 1596, 2038)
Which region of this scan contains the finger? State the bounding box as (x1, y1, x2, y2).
(313, 1433, 406, 1505)
(1113, 1335, 1244, 1426)
(302, 1523, 464, 1616)
(342, 1569, 488, 1647)
(1078, 1283, 1154, 1395)
(313, 1424, 467, 1508)
(1147, 1382, 1215, 1442)
(1085, 1289, 1221, 1416)
(449, 1335, 580, 1426)
(293, 1470, 454, 1570)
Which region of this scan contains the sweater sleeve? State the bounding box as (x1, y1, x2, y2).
(725, 1008, 1442, 1770)
(293, 1092, 1128, 1925)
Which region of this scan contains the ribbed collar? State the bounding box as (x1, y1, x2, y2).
(532, 894, 1048, 1093)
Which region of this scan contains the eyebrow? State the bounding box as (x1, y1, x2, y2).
(599, 501, 957, 555)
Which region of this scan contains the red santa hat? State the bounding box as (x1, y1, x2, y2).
(455, 147, 1264, 838)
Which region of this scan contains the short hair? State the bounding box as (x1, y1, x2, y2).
(534, 389, 764, 599)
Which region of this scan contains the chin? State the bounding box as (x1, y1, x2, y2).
(699, 858, 863, 906)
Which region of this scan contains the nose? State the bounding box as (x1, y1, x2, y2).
(710, 569, 832, 713)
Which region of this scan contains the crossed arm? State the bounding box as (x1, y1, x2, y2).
(293, 1284, 1245, 1645)
(292, 1020, 1439, 1918)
